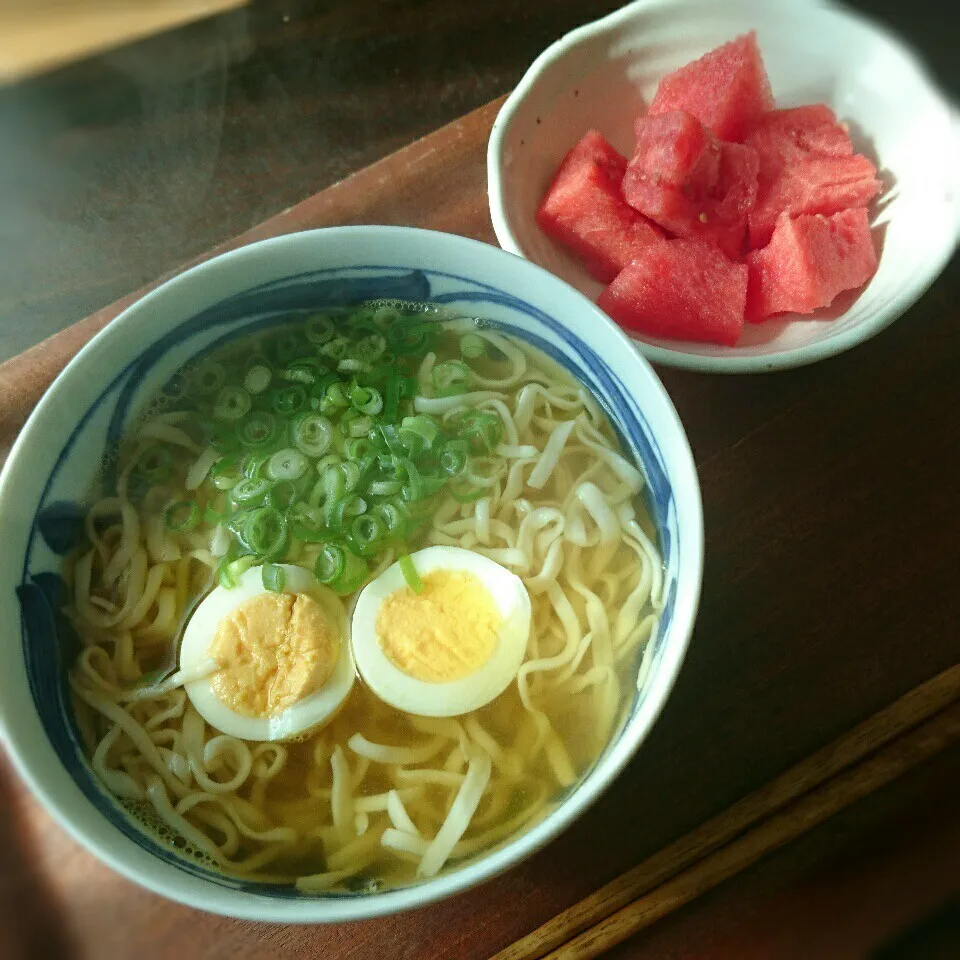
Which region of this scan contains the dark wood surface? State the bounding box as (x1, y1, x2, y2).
(1, 2, 959, 958)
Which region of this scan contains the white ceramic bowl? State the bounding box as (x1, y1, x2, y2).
(0, 227, 703, 921)
(488, 0, 960, 373)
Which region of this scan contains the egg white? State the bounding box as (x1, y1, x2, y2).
(351, 546, 531, 717)
(180, 564, 355, 741)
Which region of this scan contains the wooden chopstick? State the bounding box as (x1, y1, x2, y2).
(545, 701, 960, 959)
(494, 663, 960, 960)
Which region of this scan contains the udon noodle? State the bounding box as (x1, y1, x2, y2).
(63, 304, 663, 891)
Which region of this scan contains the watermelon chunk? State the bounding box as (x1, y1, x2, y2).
(599, 239, 748, 345)
(745, 106, 880, 248)
(746, 208, 877, 320)
(745, 105, 853, 172)
(623, 113, 759, 258)
(536, 130, 664, 282)
(648, 33, 774, 141)
(630, 111, 721, 195)
(748, 153, 882, 248)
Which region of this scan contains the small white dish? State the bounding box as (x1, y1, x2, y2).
(0, 226, 702, 921)
(488, 0, 960, 373)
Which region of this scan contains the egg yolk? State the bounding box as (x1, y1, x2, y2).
(376, 570, 500, 683)
(209, 592, 338, 718)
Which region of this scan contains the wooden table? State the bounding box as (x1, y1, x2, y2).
(1, 2, 959, 958)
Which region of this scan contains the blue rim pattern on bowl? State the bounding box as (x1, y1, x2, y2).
(18, 264, 679, 897)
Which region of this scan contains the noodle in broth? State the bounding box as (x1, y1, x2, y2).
(62, 304, 663, 891)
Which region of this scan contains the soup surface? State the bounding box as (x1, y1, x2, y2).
(64, 302, 663, 891)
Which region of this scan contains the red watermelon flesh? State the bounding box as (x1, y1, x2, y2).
(748, 153, 881, 248)
(563, 128, 630, 182)
(598, 238, 748, 345)
(623, 130, 759, 259)
(630, 111, 721, 195)
(746, 208, 877, 320)
(745, 105, 853, 173)
(649, 33, 774, 141)
(536, 130, 664, 282)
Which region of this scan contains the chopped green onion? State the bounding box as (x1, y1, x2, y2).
(266, 479, 298, 512)
(449, 481, 486, 503)
(320, 337, 350, 362)
(394, 457, 425, 501)
(164, 500, 200, 532)
(237, 412, 277, 448)
(344, 437, 374, 460)
(398, 414, 440, 457)
(193, 361, 226, 396)
(212, 472, 240, 491)
(137, 445, 174, 482)
(349, 514, 387, 556)
(462, 410, 503, 453)
(314, 543, 345, 583)
(218, 554, 256, 589)
(289, 413, 333, 458)
(387, 319, 434, 356)
(421, 476, 448, 496)
(230, 476, 270, 508)
(262, 563, 285, 592)
(305, 314, 335, 345)
(399, 554, 424, 594)
(213, 386, 252, 422)
(310, 372, 339, 403)
(439, 439, 467, 477)
(332, 549, 369, 595)
(338, 461, 363, 492)
(338, 359, 370, 377)
(372, 501, 408, 537)
(356, 453, 376, 483)
(315, 453, 341, 474)
(339, 409, 373, 438)
(460, 333, 486, 360)
(383, 375, 402, 422)
(351, 416, 373, 439)
(324, 381, 350, 410)
(211, 454, 239, 477)
(242, 451, 272, 478)
(282, 362, 319, 385)
(243, 363, 272, 395)
(368, 479, 403, 497)
(266, 447, 309, 481)
(322, 464, 346, 503)
(325, 493, 366, 531)
(350, 384, 383, 416)
(356, 333, 387, 362)
(432, 359, 470, 396)
(290, 503, 327, 542)
(270, 385, 308, 416)
(242, 506, 287, 557)
(379, 423, 404, 455)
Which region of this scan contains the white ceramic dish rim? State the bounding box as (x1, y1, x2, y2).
(0, 226, 703, 922)
(487, 0, 960, 374)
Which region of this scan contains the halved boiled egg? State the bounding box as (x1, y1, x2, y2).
(179, 564, 354, 741)
(351, 546, 531, 717)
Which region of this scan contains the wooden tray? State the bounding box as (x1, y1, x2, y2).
(2, 97, 959, 960)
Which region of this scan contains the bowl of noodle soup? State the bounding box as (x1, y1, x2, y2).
(0, 227, 702, 921)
